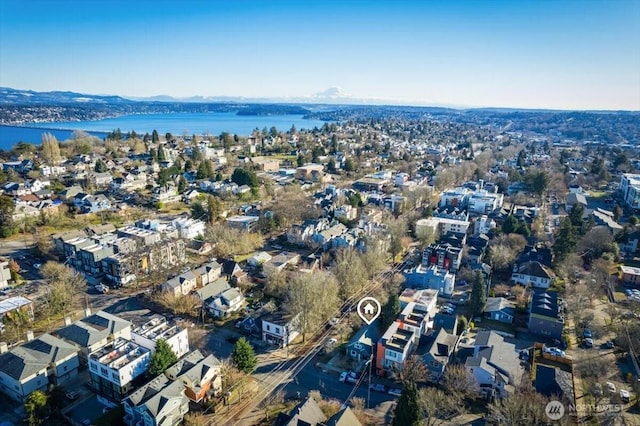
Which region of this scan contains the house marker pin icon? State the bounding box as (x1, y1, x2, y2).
(357, 297, 381, 325)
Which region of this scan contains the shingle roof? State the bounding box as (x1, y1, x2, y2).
(55, 311, 131, 348)
(0, 334, 78, 381)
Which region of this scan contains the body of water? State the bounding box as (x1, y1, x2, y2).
(0, 112, 327, 150)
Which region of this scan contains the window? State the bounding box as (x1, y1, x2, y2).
(275, 327, 281, 335)
(101, 367, 108, 377)
(90, 364, 97, 371)
(64, 366, 68, 372)
(266, 325, 271, 331)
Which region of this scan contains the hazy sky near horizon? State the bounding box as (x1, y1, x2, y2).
(1, 0, 638, 110)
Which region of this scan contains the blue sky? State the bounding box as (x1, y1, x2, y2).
(0, 0, 638, 110)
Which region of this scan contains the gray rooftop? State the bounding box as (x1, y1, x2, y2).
(55, 311, 131, 348)
(0, 333, 78, 381)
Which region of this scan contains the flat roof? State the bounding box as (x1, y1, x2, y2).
(0, 296, 33, 315)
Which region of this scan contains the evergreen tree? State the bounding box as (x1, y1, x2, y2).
(24, 390, 48, 426)
(231, 167, 258, 188)
(232, 337, 257, 373)
(177, 175, 187, 194)
(94, 159, 108, 173)
(165, 132, 174, 142)
(392, 382, 420, 426)
(553, 217, 577, 262)
(196, 162, 208, 180)
(380, 294, 400, 330)
(147, 339, 177, 378)
(297, 154, 305, 167)
(470, 271, 486, 316)
(152, 129, 159, 143)
(501, 215, 519, 234)
(150, 147, 158, 163)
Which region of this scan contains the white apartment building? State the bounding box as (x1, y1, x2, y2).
(88, 338, 151, 400)
(621, 174, 640, 210)
(171, 217, 207, 239)
(415, 217, 470, 238)
(131, 315, 190, 359)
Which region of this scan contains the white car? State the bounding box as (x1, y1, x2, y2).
(606, 382, 616, 394)
(94, 284, 109, 294)
(387, 388, 402, 396)
(620, 389, 630, 403)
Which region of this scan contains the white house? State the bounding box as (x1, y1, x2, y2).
(261, 311, 301, 348)
(207, 287, 245, 318)
(88, 338, 151, 400)
(511, 261, 555, 289)
(172, 217, 207, 239)
(131, 315, 190, 359)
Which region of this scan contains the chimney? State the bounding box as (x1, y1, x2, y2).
(0, 342, 8, 354)
(64, 317, 72, 326)
(26, 330, 34, 342)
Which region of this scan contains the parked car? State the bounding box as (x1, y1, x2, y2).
(369, 383, 386, 393)
(66, 391, 80, 400)
(33, 263, 42, 269)
(604, 340, 615, 349)
(606, 382, 616, 394)
(620, 389, 630, 403)
(387, 388, 402, 397)
(583, 329, 592, 338)
(94, 284, 109, 294)
(584, 338, 593, 348)
(339, 372, 348, 383)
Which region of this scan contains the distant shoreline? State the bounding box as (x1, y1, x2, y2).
(0, 124, 109, 136)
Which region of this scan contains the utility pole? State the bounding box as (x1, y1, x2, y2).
(367, 355, 373, 409)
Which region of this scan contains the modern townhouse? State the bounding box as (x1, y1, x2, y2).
(131, 315, 190, 359)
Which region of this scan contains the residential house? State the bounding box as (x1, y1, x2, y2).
(207, 287, 245, 318)
(261, 311, 301, 348)
(123, 374, 189, 426)
(0, 259, 11, 289)
(534, 365, 575, 407)
(310, 222, 348, 249)
(88, 338, 151, 401)
(262, 252, 300, 275)
(421, 328, 458, 383)
(172, 217, 206, 239)
(422, 243, 463, 273)
(131, 315, 190, 359)
(618, 230, 639, 258)
(0, 297, 34, 331)
(152, 185, 181, 204)
(591, 210, 623, 233)
(274, 397, 327, 426)
(286, 218, 329, 246)
(404, 265, 455, 297)
(399, 288, 438, 320)
(164, 350, 223, 402)
(464, 330, 523, 399)
(397, 303, 428, 341)
(161, 271, 198, 297)
(295, 164, 325, 182)
(415, 217, 470, 240)
(54, 311, 132, 365)
(480, 295, 515, 324)
(247, 251, 272, 268)
(511, 261, 555, 289)
(432, 313, 458, 335)
(345, 321, 381, 362)
(0, 334, 80, 401)
(528, 290, 564, 340)
(80, 194, 112, 214)
(375, 322, 416, 378)
(194, 277, 231, 307)
(620, 265, 640, 286)
(87, 172, 114, 188)
(565, 193, 588, 211)
(225, 215, 259, 232)
(192, 261, 223, 287)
